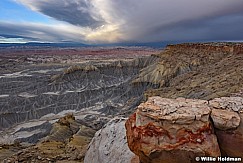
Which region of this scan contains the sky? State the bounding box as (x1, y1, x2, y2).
(0, 0, 243, 44)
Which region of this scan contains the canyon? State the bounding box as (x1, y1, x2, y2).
(1, 43, 243, 162)
(0, 46, 159, 162)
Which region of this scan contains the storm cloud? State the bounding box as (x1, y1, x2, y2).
(16, 0, 104, 27)
(0, 21, 89, 42)
(2, 0, 243, 43)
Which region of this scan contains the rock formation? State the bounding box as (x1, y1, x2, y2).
(0, 55, 158, 143)
(126, 96, 243, 162)
(2, 114, 96, 162)
(135, 43, 243, 100)
(209, 97, 243, 157)
(84, 117, 139, 163)
(126, 97, 220, 163)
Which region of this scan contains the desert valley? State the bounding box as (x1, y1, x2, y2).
(0, 43, 242, 162)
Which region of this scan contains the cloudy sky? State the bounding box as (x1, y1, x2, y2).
(0, 0, 243, 43)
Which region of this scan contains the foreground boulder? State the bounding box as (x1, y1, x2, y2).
(84, 117, 139, 163)
(209, 97, 243, 156)
(125, 97, 221, 163)
(126, 96, 243, 162)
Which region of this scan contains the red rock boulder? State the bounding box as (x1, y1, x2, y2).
(126, 97, 221, 163)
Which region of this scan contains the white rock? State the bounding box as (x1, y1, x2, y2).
(84, 117, 136, 163)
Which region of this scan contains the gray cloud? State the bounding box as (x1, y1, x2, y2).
(17, 0, 104, 28)
(113, 0, 243, 42)
(130, 14, 243, 42)
(0, 21, 87, 42)
(3, 0, 243, 43)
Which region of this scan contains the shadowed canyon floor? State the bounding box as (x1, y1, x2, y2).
(1, 43, 243, 162)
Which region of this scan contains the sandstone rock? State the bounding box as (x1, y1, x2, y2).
(43, 114, 80, 142)
(126, 96, 221, 163)
(209, 97, 243, 157)
(209, 97, 243, 112)
(216, 113, 243, 157)
(211, 109, 240, 130)
(84, 117, 138, 163)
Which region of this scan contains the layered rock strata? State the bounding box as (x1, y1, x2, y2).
(135, 43, 243, 100)
(126, 96, 243, 163)
(0, 56, 159, 145)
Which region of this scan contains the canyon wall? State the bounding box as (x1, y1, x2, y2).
(134, 43, 243, 100)
(0, 56, 159, 144)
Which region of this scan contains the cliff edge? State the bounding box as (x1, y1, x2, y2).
(134, 43, 243, 100)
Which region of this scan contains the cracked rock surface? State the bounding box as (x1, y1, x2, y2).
(126, 96, 243, 162)
(209, 97, 243, 156)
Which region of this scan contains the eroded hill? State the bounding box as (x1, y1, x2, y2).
(134, 43, 243, 99)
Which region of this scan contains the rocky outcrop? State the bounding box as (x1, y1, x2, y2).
(137, 43, 243, 100)
(126, 96, 243, 162)
(84, 117, 139, 163)
(133, 43, 231, 86)
(126, 97, 220, 163)
(2, 114, 96, 162)
(209, 97, 243, 157)
(210, 109, 240, 130)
